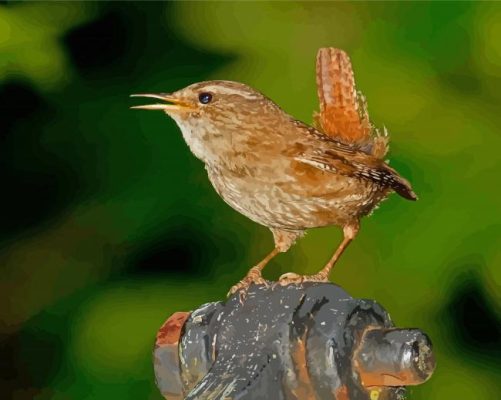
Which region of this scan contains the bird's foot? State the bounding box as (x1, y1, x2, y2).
(278, 272, 329, 286)
(227, 266, 268, 301)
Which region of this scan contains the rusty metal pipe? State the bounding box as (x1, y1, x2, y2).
(153, 283, 436, 399)
(353, 328, 435, 387)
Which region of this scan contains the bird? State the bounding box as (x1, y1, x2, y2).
(131, 49, 416, 296)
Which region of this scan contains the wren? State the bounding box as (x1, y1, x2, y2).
(131, 53, 416, 295)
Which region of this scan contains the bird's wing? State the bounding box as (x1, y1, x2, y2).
(294, 145, 417, 201)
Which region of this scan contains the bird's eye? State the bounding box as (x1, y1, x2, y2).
(198, 92, 212, 104)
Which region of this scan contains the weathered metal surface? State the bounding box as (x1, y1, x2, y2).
(154, 282, 435, 400)
(353, 328, 435, 387)
(154, 311, 191, 400)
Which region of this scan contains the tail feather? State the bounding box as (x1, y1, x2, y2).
(315, 48, 371, 144)
(315, 48, 389, 159)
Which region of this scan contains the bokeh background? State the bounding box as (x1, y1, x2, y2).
(1, 1, 500, 399)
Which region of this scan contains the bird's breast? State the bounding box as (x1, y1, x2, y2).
(205, 162, 387, 230)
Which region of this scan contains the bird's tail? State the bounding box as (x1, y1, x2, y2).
(315, 48, 372, 145)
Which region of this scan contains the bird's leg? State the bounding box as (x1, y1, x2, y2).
(307, 223, 358, 281)
(279, 223, 359, 285)
(227, 247, 280, 297)
(228, 229, 303, 298)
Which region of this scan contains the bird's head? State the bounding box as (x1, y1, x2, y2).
(131, 80, 284, 163)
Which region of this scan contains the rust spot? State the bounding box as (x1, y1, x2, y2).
(156, 311, 191, 346)
(360, 370, 416, 387)
(335, 385, 350, 400)
(290, 338, 317, 400)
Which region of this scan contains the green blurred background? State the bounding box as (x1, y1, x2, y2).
(1, 1, 500, 399)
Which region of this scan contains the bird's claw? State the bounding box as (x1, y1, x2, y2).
(227, 267, 268, 301)
(278, 272, 329, 286)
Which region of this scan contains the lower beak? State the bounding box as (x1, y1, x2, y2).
(130, 93, 189, 111)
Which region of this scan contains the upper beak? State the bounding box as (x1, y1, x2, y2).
(130, 93, 190, 111)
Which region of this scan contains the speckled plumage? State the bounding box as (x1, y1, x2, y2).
(132, 77, 416, 294)
(167, 81, 413, 229)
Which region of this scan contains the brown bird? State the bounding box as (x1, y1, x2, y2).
(131, 50, 416, 295)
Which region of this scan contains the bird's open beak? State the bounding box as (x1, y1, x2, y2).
(130, 93, 190, 112)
